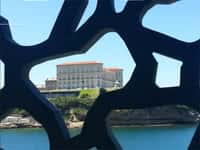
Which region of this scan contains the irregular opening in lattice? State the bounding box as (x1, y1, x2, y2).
(108, 106, 198, 149)
(76, 0, 97, 30)
(30, 32, 135, 137)
(114, 0, 128, 13)
(0, 109, 49, 150)
(143, 0, 200, 42)
(1, 0, 64, 45)
(153, 52, 182, 88)
(0, 60, 5, 90)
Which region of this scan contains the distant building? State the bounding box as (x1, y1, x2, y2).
(56, 61, 123, 90)
(39, 61, 123, 92)
(45, 78, 57, 90)
(36, 84, 46, 91)
(103, 68, 123, 88)
(37, 61, 123, 98)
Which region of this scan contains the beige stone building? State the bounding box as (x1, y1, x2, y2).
(56, 61, 123, 90)
(103, 68, 123, 88)
(45, 78, 57, 90)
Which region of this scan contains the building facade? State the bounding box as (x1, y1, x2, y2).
(103, 68, 123, 88)
(56, 61, 123, 90)
(45, 78, 57, 90)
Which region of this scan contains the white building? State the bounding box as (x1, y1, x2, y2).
(56, 61, 123, 90)
(45, 78, 57, 90)
(103, 68, 123, 88)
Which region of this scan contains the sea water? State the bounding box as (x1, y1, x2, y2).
(0, 124, 197, 150)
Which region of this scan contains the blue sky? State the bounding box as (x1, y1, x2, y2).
(1, 0, 200, 87)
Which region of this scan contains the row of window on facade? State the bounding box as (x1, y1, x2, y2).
(58, 79, 101, 84)
(57, 83, 116, 89)
(58, 84, 99, 89)
(58, 74, 119, 81)
(57, 66, 102, 73)
(57, 80, 101, 88)
(58, 75, 102, 80)
(57, 80, 118, 89)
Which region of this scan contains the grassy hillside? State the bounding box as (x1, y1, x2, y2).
(79, 89, 100, 99)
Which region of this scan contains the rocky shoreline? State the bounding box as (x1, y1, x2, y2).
(0, 117, 196, 129)
(0, 116, 42, 129)
(108, 106, 200, 126)
(1, 106, 200, 129)
(0, 116, 85, 129)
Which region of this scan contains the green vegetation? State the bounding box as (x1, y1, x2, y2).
(72, 108, 88, 121)
(8, 89, 102, 122)
(11, 108, 30, 117)
(49, 96, 95, 120)
(79, 89, 100, 99)
(7, 90, 200, 126)
(48, 89, 100, 121)
(10, 89, 198, 125)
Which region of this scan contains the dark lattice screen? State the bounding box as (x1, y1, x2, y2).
(0, 0, 200, 149)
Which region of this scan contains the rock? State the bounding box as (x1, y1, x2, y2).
(67, 121, 83, 128)
(0, 116, 42, 129)
(108, 106, 200, 126)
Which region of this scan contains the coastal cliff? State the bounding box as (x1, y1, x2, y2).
(0, 105, 199, 129)
(0, 90, 199, 128)
(108, 105, 200, 126)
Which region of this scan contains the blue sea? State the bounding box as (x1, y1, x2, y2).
(0, 124, 197, 150)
